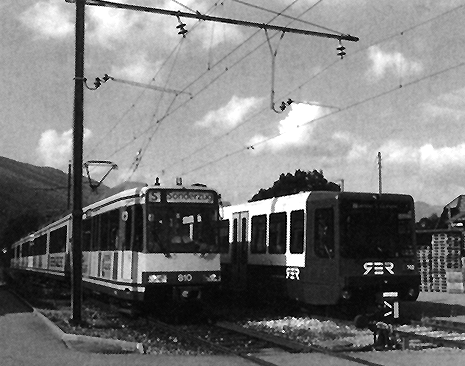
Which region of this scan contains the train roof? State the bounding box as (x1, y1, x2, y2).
(223, 191, 414, 215)
(84, 182, 218, 212)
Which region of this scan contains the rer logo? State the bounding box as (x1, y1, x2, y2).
(286, 267, 300, 280)
(363, 262, 394, 275)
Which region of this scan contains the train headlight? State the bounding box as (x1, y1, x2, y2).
(204, 273, 221, 282)
(148, 274, 168, 283)
(341, 289, 352, 300)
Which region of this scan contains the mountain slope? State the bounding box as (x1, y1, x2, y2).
(0, 156, 109, 245)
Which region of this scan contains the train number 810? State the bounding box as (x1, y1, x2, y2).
(178, 274, 193, 282)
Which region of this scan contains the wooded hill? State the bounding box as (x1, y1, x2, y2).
(0, 156, 109, 251)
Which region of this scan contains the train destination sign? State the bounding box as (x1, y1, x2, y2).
(148, 190, 214, 204)
(166, 191, 214, 204)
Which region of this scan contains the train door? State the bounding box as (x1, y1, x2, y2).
(120, 206, 134, 281)
(231, 211, 248, 291)
(306, 199, 340, 304)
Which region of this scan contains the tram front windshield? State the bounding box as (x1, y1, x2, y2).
(340, 200, 415, 259)
(147, 206, 218, 254)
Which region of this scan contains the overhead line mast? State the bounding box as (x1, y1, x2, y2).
(66, 0, 359, 324)
(72, 0, 359, 42)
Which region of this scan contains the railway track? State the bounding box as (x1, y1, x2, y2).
(395, 318, 465, 350)
(148, 318, 388, 366)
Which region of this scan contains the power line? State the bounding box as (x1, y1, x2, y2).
(232, 0, 343, 35)
(81, 0, 359, 41)
(161, 3, 465, 174)
(179, 60, 465, 176)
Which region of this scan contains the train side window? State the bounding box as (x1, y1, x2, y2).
(35, 235, 47, 255)
(22, 242, 29, 257)
(123, 208, 132, 251)
(91, 216, 100, 251)
(100, 212, 110, 251)
(50, 226, 67, 254)
(251, 215, 267, 254)
(109, 210, 120, 250)
(269, 212, 287, 254)
(218, 219, 230, 253)
(82, 218, 91, 251)
(290, 210, 304, 254)
(314, 208, 335, 258)
(133, 205, 144, 252)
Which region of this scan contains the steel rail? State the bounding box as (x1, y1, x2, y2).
(148, 318, 281, 366)
(217, 321, 387, 366)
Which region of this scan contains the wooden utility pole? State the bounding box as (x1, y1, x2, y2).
(70, 0, 85, 324)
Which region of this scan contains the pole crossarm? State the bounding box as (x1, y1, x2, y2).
(67, 0, 359, 42)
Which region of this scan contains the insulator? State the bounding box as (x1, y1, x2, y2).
(176, 22, 186, 29)
(94, 78, 101, 88)
(178, 28, 188, 37)
(337, 41, 346, 59)
(280, 102, 287, 111)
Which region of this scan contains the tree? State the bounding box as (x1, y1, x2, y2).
(416, 213, 440, 230)
(249, 169, 340, 202)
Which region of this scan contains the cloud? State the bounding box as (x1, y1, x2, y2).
(110, 56, 163, 83)
(249, 102, 326, 151)
(367, 46, 423, 80)
(19, 1, 73, 39)
(422, 87, 465, 120)
(37, 129, 92, 169)
(193, 22, 245, 49)
(87, 6, 142, 49)
(196, 95, 262, 129)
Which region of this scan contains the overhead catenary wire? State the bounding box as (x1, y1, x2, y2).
(91, 0, 307, 169)
(83, 0, 359, 41)
(232, 0, 343, 35)
(100, 1, 313, 168)
(85, 2, 232, 163)
(160, 3, 465, 175)
(179, 60, 465, 176)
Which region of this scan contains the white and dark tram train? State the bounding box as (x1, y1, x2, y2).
(9, 182, 222, 307)
(219, 191, 420, 312)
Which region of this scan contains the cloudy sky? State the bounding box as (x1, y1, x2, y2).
(2, 0, 465, 206)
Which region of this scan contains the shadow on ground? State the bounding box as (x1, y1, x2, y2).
(0, 286, 33, 316)
(400, 300, 465, 320)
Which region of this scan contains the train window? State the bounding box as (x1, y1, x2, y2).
(218, 219, 230, 253)
(269, 212, 287, 254)
(133, 205, 144, 252)
(100, 212, 110, 251)
(21, 242, 29, 257)
(290, 210, 304, 254)
(251, 215, 267, 254)
(34, 235, 47, 256)
(108, 210, 120, 250)
(91, 216, 100, 251)
(82, 218, 91, 251)
(233, 219, 238, 243)
(50, 226, 67, 254)
(314, 208, 335, 258)
(123, 208, 132, 250)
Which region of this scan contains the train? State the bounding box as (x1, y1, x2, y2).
(8, 181, 222, 310)
(219, 191, 421, 314)
(8, 183, 420, 318)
